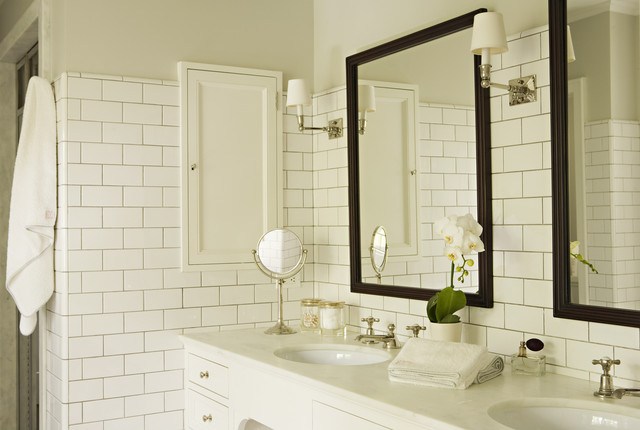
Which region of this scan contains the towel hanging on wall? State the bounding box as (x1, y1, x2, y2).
(6, 76, 57, 336)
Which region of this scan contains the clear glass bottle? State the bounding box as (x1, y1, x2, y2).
(511, 340, 546, 376)
(300, 298, 322, 332)
(319, 301, 346, 336)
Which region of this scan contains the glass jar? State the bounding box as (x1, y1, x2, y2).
(319, 301, 346, 336)
(300, 298, 322, 331)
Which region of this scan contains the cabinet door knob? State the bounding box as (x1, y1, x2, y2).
(202, 414, 213, 422)
(200, 370, 209, 379)
(191, 163, 197, 171)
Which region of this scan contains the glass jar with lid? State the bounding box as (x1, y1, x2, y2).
(300, 298, 322, 331)
(319, 301, 346, 336)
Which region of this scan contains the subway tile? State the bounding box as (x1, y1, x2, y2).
(103, 207, 143, 228)
(144, 411, 183, 430)
(162, 146, 179, 166)
(522, 170, 551, 197)
(123, 187, 163, 207)
(523, 279, 553, 308)
(68, 293, 102, 315)
(522, 114, 550, 143)
(493, 225, 523, 251)
(103, 80, 142, 103)
(68, 336, 103, 359)
(82, 271, 123, 293)
(125, 351, 164, 375)
(67, 250, 103, 272)
(104, 374, 144, 398)
(144, 329, 183, 352)
(83, 355, 124, 379)
(504, 304, 543, 334)
(144, 248, 180, 269)
(503, 198, 543, 225)
(103, 165, 143, 186)
(143, 125, 179, 146)
(83, 397, 124, 423)
(238, 303, 271, 324)
(503, 143, 543, 172)
(103, 122, 142, 144)
(545, 309, 589, 341)
(124, 310, 164, 332)
(163, 269, 201, 289)
(492, 172, 522, 199)
(566, 340, 613, 372)
(493, 277, 524, 304)
(81, 142, 122, 165)
(68, 77, 102, 100)
(124, 392, 164, 417)
(202, 305, 238, 326)
(503, 252, 544, 279)
(220, 285, 254, 305)
(144, 289, 183, 310)
(164, 308, 201, 329)
(82, 228, 123, 249)
(123, 103, 162, 124)
(81, 100, 122, 122)
(469, 303, 505, 328)
(104, 249, 144, 270)
(103, 416, 144, 430)
(143, 84, 179, 105)
(589, 323, 640, 349)
(143, 166, 179, 187)
(124, 269, 164, 290)
(124, 228, 163, 249)
(67, 164, 102, 185)
(104, 291, 144, 313)
(68, 378, 103, 402)
(491, 119, 521, 147)
(143, 207, 179, 228)
(144, 369, 182, 393)
(82, 313, 124, 336)
(523, 225, 552, 252)
(104, 332, 144, 356)
(486, 327, 523, 356)
(123, 145, 163, 166)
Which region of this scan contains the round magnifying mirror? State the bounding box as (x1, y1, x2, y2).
(370, 226, 388, 279)
(256, 228, 304, 276)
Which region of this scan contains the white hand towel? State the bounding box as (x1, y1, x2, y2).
(474, 354, 504, 384)
(6, 76, 57, 336)
(388, 337, 490, 389)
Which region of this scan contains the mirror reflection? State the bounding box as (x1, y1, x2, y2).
(347, 10, 493, 307)
(566, 0, 640, 309)
(369, 226, 389, 283)
(255, 229, 305, 275)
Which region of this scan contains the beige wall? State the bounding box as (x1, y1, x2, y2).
(0, 0, 34, 42)
(312, 0, 549, 91)
(50, 0, 314, 82)
(610, 12, 638, 121)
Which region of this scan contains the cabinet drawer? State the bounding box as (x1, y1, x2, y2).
(187, 354, 229, 398)
(187, 389, 228, 430)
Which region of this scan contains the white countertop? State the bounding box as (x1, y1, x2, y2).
(180, 328, 640, 429)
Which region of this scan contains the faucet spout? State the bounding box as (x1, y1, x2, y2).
(613, 388, 640, 399)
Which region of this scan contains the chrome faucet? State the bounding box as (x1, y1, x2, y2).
(613, 388, 640, 399)
(355, 323, 401, 349)
(592, 357, 621, 398)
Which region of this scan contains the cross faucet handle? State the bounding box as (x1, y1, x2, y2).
(592, 357, 621, 374)
(361, 316, 380, 335)
(406, 324, 426, 337)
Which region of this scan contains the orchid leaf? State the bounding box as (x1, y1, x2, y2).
(434, 286, 466, 323)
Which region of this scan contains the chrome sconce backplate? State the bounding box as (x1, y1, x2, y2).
(508, 75, 537, 106)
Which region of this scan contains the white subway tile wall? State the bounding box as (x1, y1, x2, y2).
(47, 26, 640, 430)
(50, 72, 313, 429)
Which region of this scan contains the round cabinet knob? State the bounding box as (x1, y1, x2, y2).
(199, 370, 209, 379)
(191, 163, 197, 171)
(202, 414, 213, 422)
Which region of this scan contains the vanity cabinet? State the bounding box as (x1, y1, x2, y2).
(184, 353, 230, 430)
(181, 332, 431, 430)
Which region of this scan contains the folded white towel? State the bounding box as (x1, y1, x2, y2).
(474, 354, 504, 384)
(5, 76, 57, 336)
(388, 337, 491, 389)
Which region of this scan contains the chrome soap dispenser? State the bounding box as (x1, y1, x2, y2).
(511, 338, 546, 376)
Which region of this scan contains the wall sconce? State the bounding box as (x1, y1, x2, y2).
(358, 85, 376, 135)
(471, 11, 537, 106)
(286, 79, 343, 139)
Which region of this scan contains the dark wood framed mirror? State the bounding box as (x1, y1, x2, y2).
(552, 0, 640, 327)
(346, 9, 493, 307)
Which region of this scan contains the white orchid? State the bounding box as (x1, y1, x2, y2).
(435, 213, 485, 287)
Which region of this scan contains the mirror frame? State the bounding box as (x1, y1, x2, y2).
(551, 0, 640, 327)
(346, 9, 493, 307)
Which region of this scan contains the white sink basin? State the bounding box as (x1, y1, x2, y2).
(274, 344, 391, 366)
(489, 398, 640, 429)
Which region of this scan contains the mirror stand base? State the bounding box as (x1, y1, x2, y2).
(264, 322, 297, 335)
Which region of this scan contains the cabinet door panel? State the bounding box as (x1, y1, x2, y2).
(180, 62, 282, 271)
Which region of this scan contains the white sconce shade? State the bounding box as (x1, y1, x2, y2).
(470, 12, 508, 64)
(567, 25, 576, 63)
(286, 79, 311, 114)
(358, 85, 376, 113)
